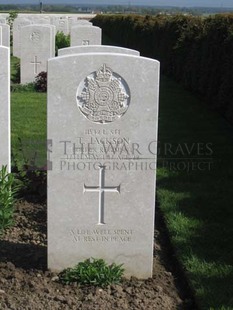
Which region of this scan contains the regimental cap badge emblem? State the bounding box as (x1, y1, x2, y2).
(30, 31, 41, 43)
(76, 64, 130, 123)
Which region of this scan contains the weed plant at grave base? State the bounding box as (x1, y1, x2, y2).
(12, 139, 47, 203)
(0, 166, 18, 233)
(59, 258, 124, 287)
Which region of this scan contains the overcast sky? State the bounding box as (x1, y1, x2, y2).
(0, 0, 232, 8)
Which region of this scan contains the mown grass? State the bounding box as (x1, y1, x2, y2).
(11, 55, 46, 168)
(157, 76, 233, 309)
(11, 91, 46, 168)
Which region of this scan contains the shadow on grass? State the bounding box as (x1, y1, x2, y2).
(157, 76, 233, 309)
(155, 206, 198, 309)
(157, 172, 233, 309)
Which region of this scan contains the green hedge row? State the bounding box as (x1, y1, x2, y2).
(92, 14, 233, 123)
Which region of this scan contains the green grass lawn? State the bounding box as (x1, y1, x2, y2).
(158, 76, 233, 309)
(11, 54, 46, 168)
(11, 91, 46, 168)
(10, 56, 19, 81)
(10, 59, 233, 309)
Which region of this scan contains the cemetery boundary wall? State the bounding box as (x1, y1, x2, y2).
(92, 14, 233, 124)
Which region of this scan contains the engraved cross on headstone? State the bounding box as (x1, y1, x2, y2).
(30, 56, 41, 74)
(83, 165, 120, 225)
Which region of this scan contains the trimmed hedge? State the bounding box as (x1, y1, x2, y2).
(92, 14, 233, 123)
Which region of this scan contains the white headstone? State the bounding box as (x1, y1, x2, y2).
(0, 24, 10, 47)
(67, 17, 76, 32)
(58, 45, 140, 56)
(68, 17, 91, 31)
(50, 25, 56, 57)
(0, 18, 6, 24)
(68, 17, 92, 33)
(71, 25, 101, 46)
(32, 18, 51, 25)
(0, 46, 10, 171)
(13, 17, 32, 58)
(51, 17, 69, 35)
(76, 20, 93, 26)
(47, 53, 160, 278)
(0, 27, 2, 45)
(29, 15, 51, 25)
(20, 24, 55, 84)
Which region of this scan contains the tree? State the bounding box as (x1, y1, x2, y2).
(7, 11, 18, 31)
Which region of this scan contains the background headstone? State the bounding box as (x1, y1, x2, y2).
(0, 46, 10, 171)
(71, 25, 102, 46)
(0, 18, 6, 24)
(58, 45, 140, 56)
(13, 17, 32, 58)
(47, 53, 160, 278)
(32, 18, 51, 25)
(20, 24, 55, 84)
(29, 15, 51, 25)
(76, 20, 93, 26)
(0, 24, 10, 47)
(51, 17, 69, 35)
(68, 17, 78, 32)
(68, 17, 93, 32)
(50, 25, 56, 57)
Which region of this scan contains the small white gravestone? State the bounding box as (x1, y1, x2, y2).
(0, 46, 10, 171)
(48, 53, 160, 278)
(58, 45, 140, 56)
(29, 15, 51, 25)
(32, 18, 51, 25)
(13, 18, 32, 58)
(0, 18, 6, 24)
(68, 18, 92, 32)
(20, 24, 55, 84)
(76, 20, 93, 26)
(51, 17, 69, 35)
(0, 24, 10, 47)
(67, 17, 77, 32)
(71, 25, 101, 46)
(50, 25, 56, 57)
